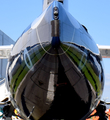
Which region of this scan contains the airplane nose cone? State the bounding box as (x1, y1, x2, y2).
(51, 37, 60, 48)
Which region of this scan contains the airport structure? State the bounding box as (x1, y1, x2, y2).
(0, 30, 14, 81)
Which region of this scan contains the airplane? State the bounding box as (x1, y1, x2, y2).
(0, 0, 110, 119)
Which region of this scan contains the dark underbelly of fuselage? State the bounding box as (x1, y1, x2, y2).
(7, 43, 103, 120)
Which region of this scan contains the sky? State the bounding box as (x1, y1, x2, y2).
(0, 0, 110, 101)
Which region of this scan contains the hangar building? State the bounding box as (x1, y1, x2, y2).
(0, 30, 15, 81)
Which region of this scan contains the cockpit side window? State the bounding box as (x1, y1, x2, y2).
(47, 0, 63, 4)
(58, 0, 63, 3)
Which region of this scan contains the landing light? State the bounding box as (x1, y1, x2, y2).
(53, 7, 59, 20)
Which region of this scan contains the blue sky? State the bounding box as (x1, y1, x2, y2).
(0, 0, 110, 101)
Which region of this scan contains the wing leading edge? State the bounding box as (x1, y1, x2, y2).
(0, 45, 13, 59)
(97, 45, 110, 58)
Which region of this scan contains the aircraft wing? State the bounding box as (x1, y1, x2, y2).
(0, 45, 13, 59)
(1, 44, 110, 58)
(97, 45, 110, 58)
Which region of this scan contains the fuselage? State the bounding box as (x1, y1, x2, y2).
(6, 1, 104, 120)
